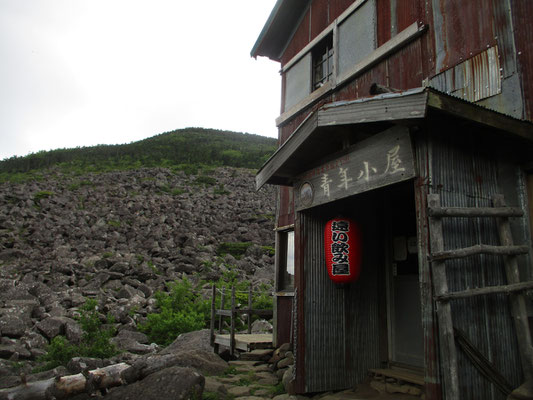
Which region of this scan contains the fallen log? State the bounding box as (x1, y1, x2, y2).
(0, 363, 129, 400)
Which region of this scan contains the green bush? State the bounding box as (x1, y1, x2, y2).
(194, 175, 217, 186)
(139, 279, 208, 346)
(33, 190, 54, 208)
(216, 242, 253, 259)
(36, 299, 117, 371)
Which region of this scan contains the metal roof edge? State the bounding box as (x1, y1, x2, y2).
(255, 110, 318, 190)
(250, 0, 286, 59)
(426, 88, 533, 141)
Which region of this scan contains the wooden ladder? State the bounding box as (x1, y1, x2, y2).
(427, 194, 533, 399)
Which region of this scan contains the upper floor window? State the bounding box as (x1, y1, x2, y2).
(312, 34, 334, 90)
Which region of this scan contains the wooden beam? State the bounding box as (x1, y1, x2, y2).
(428, 206, 523, 218)
(493, 195, 533, 381)
(436, 281, 533, 301)
(230, 286, 236, 356)
(427, 194, 461, 398)
(210, 284, 216, 347)
(430, 244, 529, 261)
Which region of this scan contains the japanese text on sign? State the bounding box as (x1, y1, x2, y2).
(330, 220, 350, 275)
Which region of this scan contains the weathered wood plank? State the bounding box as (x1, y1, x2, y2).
(430, 244, 529, 261)
(230, 286, 236, 356)
(214, 334, 273, 352)
(210, 285, 216, 347)
(428, 206, 523, 218)
(436, 280, 533, 301)
(294, 126, 415, 211)
(427, 194, 461, 399)
(493, 195, 533, 381)
(215, 309, 232, 317)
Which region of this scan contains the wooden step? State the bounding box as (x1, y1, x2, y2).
(369, 368, 424, 386)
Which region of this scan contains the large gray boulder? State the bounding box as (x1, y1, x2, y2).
(121, 350, 228, 384)
(106, 366, 204, 400)
(160, 329, 212, 355)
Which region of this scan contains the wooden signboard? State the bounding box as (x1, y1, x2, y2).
(294, 126, 415, 211)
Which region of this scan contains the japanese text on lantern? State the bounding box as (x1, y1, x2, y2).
(330, 220, 350, 275)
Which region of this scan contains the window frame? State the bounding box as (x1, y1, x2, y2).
(276, 228, 295, 293)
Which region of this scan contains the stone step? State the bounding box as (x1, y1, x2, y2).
(239, 348, 275, 361)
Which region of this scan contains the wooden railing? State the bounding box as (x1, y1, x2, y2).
(209, 283, 273, 355)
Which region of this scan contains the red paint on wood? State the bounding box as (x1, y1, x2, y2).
(377, 0, 391, 46)
(512, 0, 533, 120)
(311, 0, 330, 39)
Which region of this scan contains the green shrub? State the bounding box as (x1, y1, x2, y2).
(36, 336, 78, 371)
(194, 175, 217, 186)
(216, 242, 253, 259)
(33, 190, 54, 208)
(107, 220, 121, 228)
(77, 299, 117, 359)
(36, 299, 117, 371)
(139, 279, 208, 346)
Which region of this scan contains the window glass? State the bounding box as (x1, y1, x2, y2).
(312, 34, 334, 90)
(278, 230, 295, 291)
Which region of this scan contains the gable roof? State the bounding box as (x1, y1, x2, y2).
(251, 0, 310, 61)
(255, 87, 533, 189)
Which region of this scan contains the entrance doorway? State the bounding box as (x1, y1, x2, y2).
(386, 183, 424, 368)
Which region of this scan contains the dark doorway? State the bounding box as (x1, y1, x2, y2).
(385, 183, 424, 368)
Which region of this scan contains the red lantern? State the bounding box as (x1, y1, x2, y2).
(324, 218, 362, 284)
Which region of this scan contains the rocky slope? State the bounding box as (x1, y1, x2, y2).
(0, 166, 276, 372)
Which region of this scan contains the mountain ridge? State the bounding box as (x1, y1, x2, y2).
(0, 127, 277, 176)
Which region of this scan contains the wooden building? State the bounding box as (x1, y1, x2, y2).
(251, 0, 533, 399)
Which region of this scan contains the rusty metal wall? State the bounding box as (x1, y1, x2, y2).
(276, 296, 294, 345)
(277, 186, 295, 228)
(511, 0, 533, 120)
(301, 193, 381, 392)
(429, 46, 502, 102)
(428, 126, 524, 399)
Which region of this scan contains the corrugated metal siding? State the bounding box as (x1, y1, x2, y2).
(302, 196, 381, 393)
(429, 130, 524, 399)
(429, 46, 502, 102)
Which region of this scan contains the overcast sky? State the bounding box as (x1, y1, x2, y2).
(0, 0, 281, 160)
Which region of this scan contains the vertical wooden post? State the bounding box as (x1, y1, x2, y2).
(493, 194, 533, 381)
(218, 287, 226, 335)
(210, 284, 216, 349)
(230, 286, 236, 356)
(248, 283, 253, 334)
(428, 194, 460, 399)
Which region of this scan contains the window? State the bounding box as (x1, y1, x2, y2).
(278, 230, 295, 291)
(312, 34, 334, 90)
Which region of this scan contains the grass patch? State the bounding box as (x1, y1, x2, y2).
(216, 242, 253, 259)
